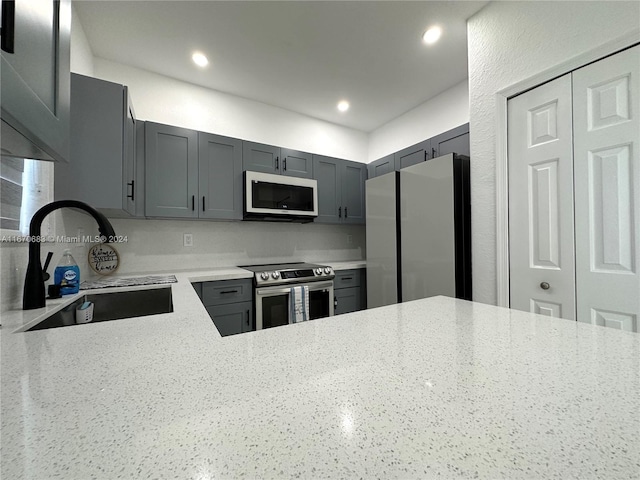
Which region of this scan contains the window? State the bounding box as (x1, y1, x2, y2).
(0, 158, 54, 238)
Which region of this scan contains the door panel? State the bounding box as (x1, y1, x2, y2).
(243, 141, 280, 174)
(341, 161, 366, 224)
(281, 148, 312, 178)
(508, 74, 576, 320)
(313, 155, 341, 223)
(572, 45, 640, 332)
(394, 139, 430, 170)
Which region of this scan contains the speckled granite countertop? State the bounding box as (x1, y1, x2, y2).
(1, 270, 638, 479)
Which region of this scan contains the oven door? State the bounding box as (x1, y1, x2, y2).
(255, 281, 334, 330)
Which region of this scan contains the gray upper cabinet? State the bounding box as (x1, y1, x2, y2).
(280, 148, 312, 178)
(341, 161, 366, 224)
(431, 123, 470, 157)
(394, 139, 431, 170)
(198, 132, 243, 219)
(145, 122, 199, 218)
(313, 155, 365, 224)
(146, 123, 243, 220)
(242, 141, 281, 174)
(243, 141, 312, 178)
(368, 124, 471, 179)
(367, 154, 394, 179)
(1, 0, 71, 162)
(55, 74, 138, 217)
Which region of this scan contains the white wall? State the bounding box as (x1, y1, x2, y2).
(468, 0, 640, 305)
(93, 59, 369, 163)
(70, 4, 94, 76)
(368, 80, 469, 162)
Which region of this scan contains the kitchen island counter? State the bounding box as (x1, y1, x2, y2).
(1, 279, 638, 478)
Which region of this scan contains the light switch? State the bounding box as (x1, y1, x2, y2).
(183, 233, 193, 247)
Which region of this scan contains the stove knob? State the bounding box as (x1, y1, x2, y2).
(315, 268, 322, 275)
(260, 272, 269, 281)
(324, 267, 332, 274)
(272, 271, 280, 279)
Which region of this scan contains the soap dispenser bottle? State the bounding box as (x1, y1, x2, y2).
(54, 249, 80, 295)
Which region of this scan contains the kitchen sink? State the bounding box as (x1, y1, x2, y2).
(26, 287, 173, 331)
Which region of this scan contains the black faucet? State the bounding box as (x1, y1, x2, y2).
(23, 200, 116, 310)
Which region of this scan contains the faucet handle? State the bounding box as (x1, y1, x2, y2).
(42, 251, 54, 282)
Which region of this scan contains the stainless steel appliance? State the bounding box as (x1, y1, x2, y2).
(241, 263, 334, 330)
(366, 153, 472, 308)
(244, 171, 318, 222)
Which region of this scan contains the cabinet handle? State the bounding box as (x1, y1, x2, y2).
(432, 148, 437, 159)
(334, 296, 338, 308)
(345, 207, 348, 218)
(338, 206, 342, 218)
(283, 158, 287, 171)
(127, 180, 135, 201)
(341, 277, 353, 281)
(424, 150, 428, 161)
(202, 196, 205, 211)
(1, 0, 15, 54)
(192, 195, 195, 211)
(275, 156, 279, 170)
(220, 290, 238, 294)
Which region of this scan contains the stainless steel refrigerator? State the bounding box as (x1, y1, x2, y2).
(366, 153, 471, 308)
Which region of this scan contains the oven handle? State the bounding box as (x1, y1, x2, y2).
(256, 281, 334, 296)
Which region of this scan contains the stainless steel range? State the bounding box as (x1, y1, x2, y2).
(241, 263, 335, 330)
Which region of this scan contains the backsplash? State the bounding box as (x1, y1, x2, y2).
(1, 211, 365, 312)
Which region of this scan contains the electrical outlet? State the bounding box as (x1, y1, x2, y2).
(347, 234, 353, 245)
(183, 233, 193, 247)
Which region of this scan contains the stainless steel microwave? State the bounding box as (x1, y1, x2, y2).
(244, 171, 318, 222)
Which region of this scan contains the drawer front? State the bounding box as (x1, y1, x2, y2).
(334, 286, 361, 315)
(334, 269, 362, 289)
(201, 279, 253, 306)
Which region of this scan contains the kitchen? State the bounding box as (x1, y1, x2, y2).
(1, 1, 639, 478)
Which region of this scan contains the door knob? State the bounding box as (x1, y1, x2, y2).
(540, 282, 550, 290)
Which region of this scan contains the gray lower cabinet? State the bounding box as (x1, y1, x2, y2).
(334, 269, 367, 315)
(313, 155, 366, 224)
(1, 0, 71, 162)
(205, 302, 253, 336)
(194, 279, 254, 336)
(55, 74, 138, 217)
(145, 122, 242, 219)
(368, 124, 470, 179)
(243, 141, 312, 178)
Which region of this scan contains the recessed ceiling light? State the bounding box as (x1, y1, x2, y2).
(422, 26, 442, 45)
(337, 100, 350, 112)
(192, 52, 209, 67)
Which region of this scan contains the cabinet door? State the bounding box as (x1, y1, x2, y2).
(206, 302, 253, 336)
(281, 148, 312, 178)
(242, 141, 280, 174)
(55, 74, 125, 212)
(394, 139, 430, 170)
(198, 132, 243, 219)
(367, 154, 394, 179)
(432, 123, 470, 158)
(123, 87, 137, 215)
(145, 122, 198, 218)
(341, 161, 366, 224)
(313, 155, 341, 223)
(334, 287, 361, 315)
(1, 0, 71, 162)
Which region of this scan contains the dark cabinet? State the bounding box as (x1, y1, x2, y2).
(394, 139, 431, 170)
(368, 124, 470, 179)
(334, 269, 367, 315)
(145, 122, 198, 218)
(243, 141, 312, 178)
(194, 279, 254, 336)
(367, 154, 394, 179)
(145, 123, 242, 219)
(55, 74, 138, 216)
(1, 0, 71, 162)
(313, 155, 366, 225)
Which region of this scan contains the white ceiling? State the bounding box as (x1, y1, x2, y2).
(74, 1, 488, 132)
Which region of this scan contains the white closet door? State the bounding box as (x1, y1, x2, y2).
(572, 45, 640, 332)
(508, 74, 576, 320)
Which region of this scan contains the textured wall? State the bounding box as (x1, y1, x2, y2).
(467, 1, 640, 305)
